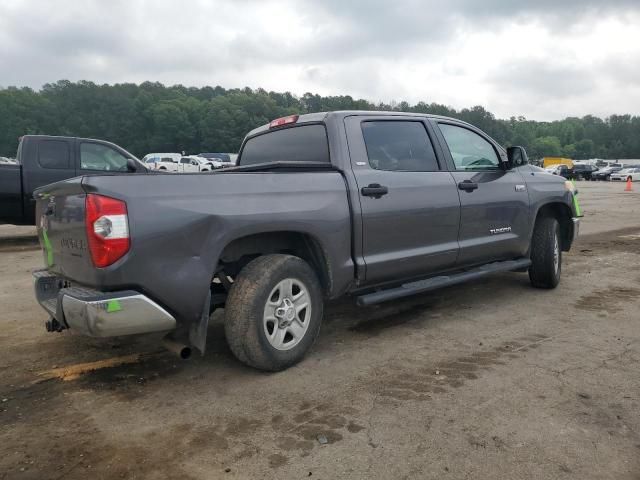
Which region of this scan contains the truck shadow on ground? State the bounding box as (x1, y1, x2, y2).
(0, 234, 39, 252)
(32, 271, 537, 396)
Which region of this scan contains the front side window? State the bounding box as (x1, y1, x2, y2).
(239, 124, 329, 166)
(80, 143, 128, 171)
(361, 121, 439, 171)
(38, 140, 70, 169)
(439, 124, 500, 171)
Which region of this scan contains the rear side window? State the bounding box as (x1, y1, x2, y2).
(239, 125, 329, 166)
(38, 140, 70, 169)
(361, 121, 439, 171)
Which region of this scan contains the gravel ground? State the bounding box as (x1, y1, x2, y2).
(0, 181, 639, 479)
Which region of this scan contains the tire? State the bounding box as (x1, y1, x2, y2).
(224, 254, 323, 371)
(529, 216, 561, 289)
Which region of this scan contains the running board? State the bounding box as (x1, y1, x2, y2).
(356, 258, 532, 306)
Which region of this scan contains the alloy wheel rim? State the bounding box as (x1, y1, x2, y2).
(263, 278, 311, 351)
(553, 233, 560, 274)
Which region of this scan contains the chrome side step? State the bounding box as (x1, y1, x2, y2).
(356, 258, 532, 306)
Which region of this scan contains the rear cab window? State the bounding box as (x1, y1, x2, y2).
(238, 124, 329, 166)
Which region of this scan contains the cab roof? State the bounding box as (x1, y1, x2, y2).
(245, 111, 475, 138)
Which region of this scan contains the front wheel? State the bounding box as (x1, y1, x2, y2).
(224, 254, 323, 371)
(529, 216, 561, 289)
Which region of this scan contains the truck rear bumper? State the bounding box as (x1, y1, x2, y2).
(33, 270, 176, 337)
(572, 217, 580, 242)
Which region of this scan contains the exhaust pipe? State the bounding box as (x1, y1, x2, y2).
(162, 337, 192, 360)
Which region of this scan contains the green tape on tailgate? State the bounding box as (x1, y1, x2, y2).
(41, 229, 54, 267)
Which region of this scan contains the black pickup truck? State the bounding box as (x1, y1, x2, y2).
(0, 135, 146, 225)
(33, 111, 581, 371)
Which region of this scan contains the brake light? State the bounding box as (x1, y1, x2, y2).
(269, 115, 298, 128)
(85, 194, 130, 268)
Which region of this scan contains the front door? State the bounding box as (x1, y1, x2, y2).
(345, 116, 461, 285)
(432, 121, 530, 266)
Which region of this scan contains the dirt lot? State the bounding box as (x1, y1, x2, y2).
(1, 182, 639, 479)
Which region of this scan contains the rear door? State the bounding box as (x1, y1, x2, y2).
(22, 138, 77, 223)
(431, 120, 530, 266)
(345, 116, 461, 285)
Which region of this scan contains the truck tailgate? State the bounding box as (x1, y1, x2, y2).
(34, 177, 93, 279)
(0, 164, 23, 223)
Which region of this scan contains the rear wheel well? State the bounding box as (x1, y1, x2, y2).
(217, 232, 331, 296)
(534, 203, 573, 251)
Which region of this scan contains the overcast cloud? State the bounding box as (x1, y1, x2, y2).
(1, 0, 639, 120)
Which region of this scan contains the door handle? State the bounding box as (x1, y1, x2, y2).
(361, 183, 388, 198)
(458, 180, 478, 192)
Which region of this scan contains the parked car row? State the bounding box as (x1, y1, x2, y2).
(141, 152, 237, 171)
(155, 156, 217, 172)
(592, 165, 624, 181)
(544, 163, 639, 181)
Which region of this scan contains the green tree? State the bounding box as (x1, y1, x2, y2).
(530, 136, 563, 158)
(1, 80, 640, 161)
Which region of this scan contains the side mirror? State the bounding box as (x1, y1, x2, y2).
(126, 158, 139, 172)
(506, 146, 528, 169)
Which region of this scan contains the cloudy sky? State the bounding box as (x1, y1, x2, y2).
(1, 0, 639, 120)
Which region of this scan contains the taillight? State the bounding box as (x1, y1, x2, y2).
(85, 194, 130, 268)
(269, 115, 298, 128)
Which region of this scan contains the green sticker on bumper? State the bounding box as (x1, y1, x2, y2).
(106, 300, 122, 313)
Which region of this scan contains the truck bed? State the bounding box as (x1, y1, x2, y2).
(34, 170, 354, 329)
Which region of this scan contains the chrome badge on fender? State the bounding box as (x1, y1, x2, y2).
(489, 226, 512, 234)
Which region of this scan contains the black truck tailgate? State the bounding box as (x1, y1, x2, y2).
(0, 164, 23, 223)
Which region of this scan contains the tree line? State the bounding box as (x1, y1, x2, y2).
(1, 80, 640, 160)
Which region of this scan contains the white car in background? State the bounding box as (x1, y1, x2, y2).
(141, 153, 182, 170)
(157, 156, 215, 173)
(610, 167, 640, 182)
(197, 153, 236, 169)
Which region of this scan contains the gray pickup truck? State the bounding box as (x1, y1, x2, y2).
(33, 111, 580, 371)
